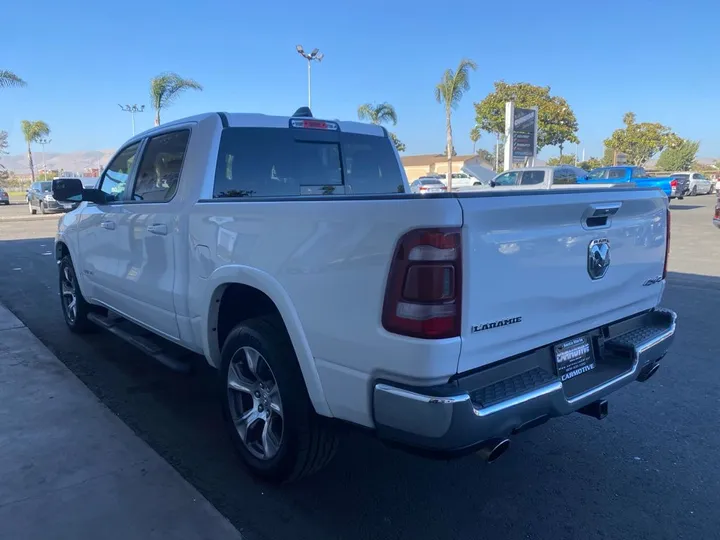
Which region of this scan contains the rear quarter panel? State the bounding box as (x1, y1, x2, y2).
(187, 196, 464, 426)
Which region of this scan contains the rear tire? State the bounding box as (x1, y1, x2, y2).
(220, 315, 338, 482)
(58, 256, 96, 333)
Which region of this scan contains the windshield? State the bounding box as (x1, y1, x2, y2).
(39, 182, 52, 192)
(587, 169, 606, 179)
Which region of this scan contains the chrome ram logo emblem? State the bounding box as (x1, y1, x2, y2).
(588, 238, 610, 280)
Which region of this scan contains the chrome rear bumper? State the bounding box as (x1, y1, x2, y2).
(373, 308, 677, 453)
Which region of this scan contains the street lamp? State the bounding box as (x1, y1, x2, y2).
(296, 45, 324, 109)
(118, 104, 145, 136)
(37, 138, 52, 177)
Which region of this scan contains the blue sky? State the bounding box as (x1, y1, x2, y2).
(2, 0, 718, 162)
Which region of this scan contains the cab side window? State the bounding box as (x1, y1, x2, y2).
(494, 172, 519, 186)
(99, 143, 140, 201)
(133, 130, 190, 202)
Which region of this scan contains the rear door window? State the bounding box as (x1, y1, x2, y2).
(213, 127, 403, 198)
(519, 170, 545, 185)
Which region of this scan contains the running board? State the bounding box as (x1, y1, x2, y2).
(87, 312, 192, 373)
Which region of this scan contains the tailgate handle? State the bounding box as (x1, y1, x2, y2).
(584, 202, 621, 229)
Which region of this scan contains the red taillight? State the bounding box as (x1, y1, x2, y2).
(670, 179, 678, 188)
(382, 228, 462, 339)
(663, 209, 671, 279)
(714, 204, 720, 220)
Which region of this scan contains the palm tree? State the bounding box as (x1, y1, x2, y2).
(0, 70, 26, 89)
(434, 59, 477, 191)
(357, 102, 405, 152)
(357, 102, 398, 126)
(150, 72, 203, 126)
(20, 121, 50, 182)
(470, 125, 481, 153)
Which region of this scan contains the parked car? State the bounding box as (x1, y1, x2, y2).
(581, 167, 674, 197)
(675, 171, 713, 196)
(486, 166, 589, 189)
(52, 109, 676, 482)
(0, 187, 9, 205)
(27, 179, 80, 214)
(668, 174, 690, 199)
(431, 171, 477, 190)
(410, 177, 447, 194)
(714, 194, 720, 229)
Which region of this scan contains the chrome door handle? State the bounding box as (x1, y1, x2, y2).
(147, 224, 168, 236)
(100, 221, 115, 230)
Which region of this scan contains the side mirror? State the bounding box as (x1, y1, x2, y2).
(52, 178, 83, 202)
(490, 180, 497, 188)
(52, 178, 107, 205)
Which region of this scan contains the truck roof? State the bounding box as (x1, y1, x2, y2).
(132, 111, 387, 141)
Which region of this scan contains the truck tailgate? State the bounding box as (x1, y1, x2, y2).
(457, 188, 668, 374)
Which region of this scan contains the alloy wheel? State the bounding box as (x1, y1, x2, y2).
(227, 346, 284, 460)
(60, 264, 77, 324)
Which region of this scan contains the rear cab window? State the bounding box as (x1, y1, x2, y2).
(607, 168, 627, 180)
(553, 168, 578, 185)
(213, 125, 404, 198)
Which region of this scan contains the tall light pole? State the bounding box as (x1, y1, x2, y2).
(296, 45, 324, 109)
(37, 138, 51, 178)
(118, 104, 145, 136)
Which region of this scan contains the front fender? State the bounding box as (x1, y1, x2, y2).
(200, 264, 332, 417)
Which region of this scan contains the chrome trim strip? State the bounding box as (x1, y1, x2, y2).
(374, 384, 470, 405)
(472, 382, 563, 417)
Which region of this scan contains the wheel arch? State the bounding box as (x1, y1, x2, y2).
(201, 265, 332, 417)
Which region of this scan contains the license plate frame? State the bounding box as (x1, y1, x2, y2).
(554, 335, 595, 382)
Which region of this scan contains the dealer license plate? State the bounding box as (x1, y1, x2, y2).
(62, 203, 74, 209)
(554, 336, 595, 382)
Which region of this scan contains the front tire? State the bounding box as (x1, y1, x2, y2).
(220, 315, 338, 482)
(691, 185, 698, 196)
(39, 202, 46, 214)
(29, 201, 36, 215)
(59, 256, 95, 333)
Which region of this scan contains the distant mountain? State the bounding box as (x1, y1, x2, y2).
(0, 149, 116, 175)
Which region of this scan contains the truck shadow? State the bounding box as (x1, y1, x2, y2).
(669, 204, 704, 210)
(0, 238, 718, 540)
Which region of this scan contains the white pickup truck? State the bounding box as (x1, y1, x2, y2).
(52, 109, 677, 482)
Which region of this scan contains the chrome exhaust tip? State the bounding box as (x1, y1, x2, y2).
(637, 362, 660, 382)
(578, 399, 609, 420)
(477, 438, 511, 463)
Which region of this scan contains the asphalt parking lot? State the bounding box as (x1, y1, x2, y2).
(0, 195, 718, 540)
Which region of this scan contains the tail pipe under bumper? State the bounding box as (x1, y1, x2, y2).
(372, 308, 676, 456)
